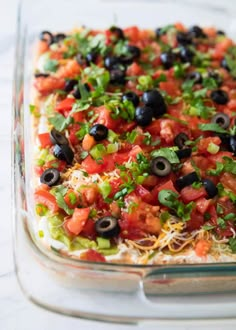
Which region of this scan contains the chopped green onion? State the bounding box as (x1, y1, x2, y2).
(99, 181, 111, 199)
(107, 143, 119, 154)
(90, 144, 107, 160)
(207, 142, 220, 154)
(96, 237, 111, 249)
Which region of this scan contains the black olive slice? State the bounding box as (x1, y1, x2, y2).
(155, 27, 163, 38)
(175, 172, 199, 191)
(176, 32, 193, 45)
(122, 92, 139, 107)
(39, 31, 54, 45)
(174, 133, 189, 149)
(72, 83, 90, 99)
(76, 53, 86, 66)
(142, 90, 167, 118)
(120, 45, 141, 65)
(202, 179, 218, 198)
(89, 124, 108, 141)
(221, 58, 230, 71)
(208, 71, 222, 86)
(175, 148, 192, 160)
(142, 89, 163, 108)
(50, 128, 69, 145)
(179, 47, 194, 63)
(95, 216, 120, 238)
(110, 69, 126, 85)
(34, 73, 50, 78)
(73, 87, 81, 99)
(151, 157, 172, 177)
(40, 168, 60, 187)
(104, 56, 121, 70)
(85, 52, 97, 65)
(53, 33, 67, 43)
(110, 26, 125, 40)
(210, 89, 229, 105)
(229, 136, 236, 155)
(211, 112, 230, 129)
(64, 79, 78, 92)
(218, 133, 230, 146)
(186, 71, 202, 84)
(217, 30, 225, 36)
(189, 25, 205, 38)
(135, 106, 153, 126)
(160, 52, 175, 69)
(53, 144, 74, 164)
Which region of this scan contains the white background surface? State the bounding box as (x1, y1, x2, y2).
(1, 0, 236, 329)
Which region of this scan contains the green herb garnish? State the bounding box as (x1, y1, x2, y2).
(49, 113, 73, 132)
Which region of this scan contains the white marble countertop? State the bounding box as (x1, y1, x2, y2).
(1, 0, 236, 329)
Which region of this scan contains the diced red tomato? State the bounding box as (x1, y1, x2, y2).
(208, 201, 236, 238)
(195, 197, 211, 214)
(135, 185, 155, 204)
(217, 225, 235, 238)
(113, 145, 143, 164)
(95, 106, 121, 130)
(117, 121, 136, 133)
(38, 132, 52, 148)
(186, 209, 204, 231)
(208, 151, 233, 165)
(128, 145, 143, 158)
(68, 124, 80, 146)
(80, 249, 106, 262)
(145, 119, 161, 135)
(65, 207, 90, 235)
(197, 136, 221, 153)
(80, 218, 97, 240)
(34, 166, 44, 176)
(34, 190, 59, 213)
(124, 26, 140, 42)
(44, 159, 67, 172)
(218, 196, 236, 215)
(96, 194, 110, 211)
(151, 180, 178, 202)
(159, 80, 179, 96)
(55, 98, 75, 114)
(192, 156, 210, 172)
(142, 175, 159, 188)
(109, 178, 122, 197)
(126, 62, 143, 76)
(80, 185, 99, 205)
(110, 201, 121, 217)
(180, 186, 207, 203)
(113, 151, 130, 164)
(81, 155, 115, 174)
(56, 59, 81, 79)
(34, 76, 65, 95)
(119, 218, 146, 240)
(208, 205, 218, 225)
(64, 189, 79, 209)
(71, 111, 84, 123)
(220, 172, 236, 194)
(121, 194, 161, 235)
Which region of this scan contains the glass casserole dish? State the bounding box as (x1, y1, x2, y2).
(13, 0, 236, 323)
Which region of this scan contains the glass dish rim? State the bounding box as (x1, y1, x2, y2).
(12, 0, 236, 275)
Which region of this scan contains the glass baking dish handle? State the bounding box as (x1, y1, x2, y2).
(133, 269, 236, 320)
